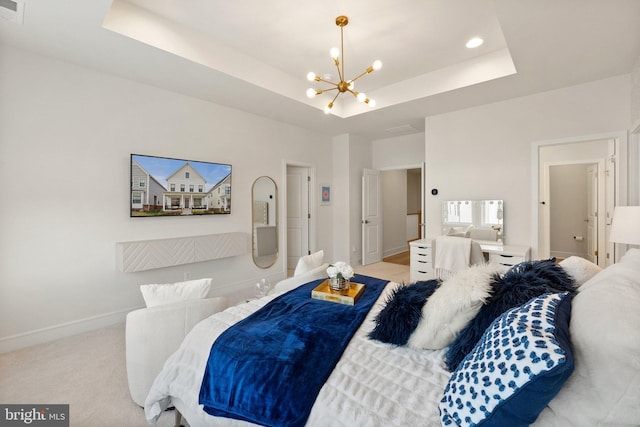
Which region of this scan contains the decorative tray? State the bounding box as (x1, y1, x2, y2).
(311, 280, 365, 306)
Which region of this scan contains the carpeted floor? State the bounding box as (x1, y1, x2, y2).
(0, 323, 176, 427)
(0, 262, 408, 427)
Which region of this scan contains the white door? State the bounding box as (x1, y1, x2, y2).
(586, 164, 598, 263)
(362, 168, 382, 265)
(287, 166, 310, 270)
(605, 140, 616, 266)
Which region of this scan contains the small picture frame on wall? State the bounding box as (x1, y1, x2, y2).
(320, 183, 331, 205)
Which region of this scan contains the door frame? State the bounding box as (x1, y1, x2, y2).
(531, 131, 628, 261)
(282, 160, 316, 273)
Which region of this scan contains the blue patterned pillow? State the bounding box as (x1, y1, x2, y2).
(445, 258, 575, 372)
(440, 292, 574, 427)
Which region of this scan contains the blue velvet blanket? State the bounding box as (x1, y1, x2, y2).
(199, 274, 388, 427)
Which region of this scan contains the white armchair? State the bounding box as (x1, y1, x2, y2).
(125, 297, 228, 406)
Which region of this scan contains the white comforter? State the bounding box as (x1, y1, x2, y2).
(145, 282, 452, 427)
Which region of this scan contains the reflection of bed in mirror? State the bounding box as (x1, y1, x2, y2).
(442, 200, 503, 244)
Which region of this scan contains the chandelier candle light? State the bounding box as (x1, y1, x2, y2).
(306, 16, 382, 114)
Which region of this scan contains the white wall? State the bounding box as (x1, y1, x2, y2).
(425, 75, 631, 256)
(373, 134, 425, 257)
(372, 133, 425, 169)
(0, 45, 334, 351)
(632, 55, 640, 128)
(348, 136, 373, 266)
(331, 134, 351, 263)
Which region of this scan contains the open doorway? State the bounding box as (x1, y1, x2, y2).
(285, 164, 313, 276)
(547, 161, 604, 263)
(538, 139, 615, 267)
(379, 167, 423, 266)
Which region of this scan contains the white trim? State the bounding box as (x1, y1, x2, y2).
(550, 250, 586, 259)
(377, 163, 423, 171)
(0, 307, 137, 354)
(629, 123, 640, 205)
(383, 245, 409, 258)
(0, 276, 284, 354)
(531, 131, 628, 260)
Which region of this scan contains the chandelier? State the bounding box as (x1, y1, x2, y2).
(306, 16, 382, 114)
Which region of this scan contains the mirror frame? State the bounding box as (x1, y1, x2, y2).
(251, 176, 278, 268)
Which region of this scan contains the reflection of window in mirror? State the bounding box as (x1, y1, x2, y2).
(445, 201, 473, 224)
(442, 200, 504, 243)
(481, 200, 503, 228)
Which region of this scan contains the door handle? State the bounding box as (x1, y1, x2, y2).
(362, 220, 369, 224)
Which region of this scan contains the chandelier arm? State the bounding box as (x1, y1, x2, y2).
(319, 87, 340, 93)
(330, 92, 341, 104)
(315, 77, 340, 86)
(348, 66, 375, 84)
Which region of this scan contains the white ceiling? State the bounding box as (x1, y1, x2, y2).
(1, 0, 639, 140)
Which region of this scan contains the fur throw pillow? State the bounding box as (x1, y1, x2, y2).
(368, 280, 440, 346)
(407, 263, 505, 350)
(445, 258, 576, 372)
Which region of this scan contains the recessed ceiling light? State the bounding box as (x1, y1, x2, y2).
(466, 37, 484, 49)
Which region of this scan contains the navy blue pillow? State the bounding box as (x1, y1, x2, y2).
(445, 259, 575, 372)
(440, 292, 574, 427)
(368, 280, 440, 345)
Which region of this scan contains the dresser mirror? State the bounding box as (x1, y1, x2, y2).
(442, 200, 504, 244)
(252, 176, 278, 268)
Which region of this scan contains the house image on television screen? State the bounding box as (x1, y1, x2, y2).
(130, 154, 232, 216)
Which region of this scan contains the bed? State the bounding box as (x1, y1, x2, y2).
(145, 249, 640, 427)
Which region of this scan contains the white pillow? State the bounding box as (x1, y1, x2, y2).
(293, 250, 324, 276)
(407, 263, 504, 350)
(140, 278, 212, 308)
(559, 256, 602, 286)
(538, 248, 640, 426)
(270, 263, 329, 295)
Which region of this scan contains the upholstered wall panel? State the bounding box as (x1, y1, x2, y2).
(117, 232, 249, 272)
(194, 233, 250, 263)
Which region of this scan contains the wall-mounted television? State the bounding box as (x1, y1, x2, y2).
(130, 154, 232, 217)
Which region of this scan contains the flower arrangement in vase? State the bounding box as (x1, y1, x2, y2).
(326, 261, 354, 293)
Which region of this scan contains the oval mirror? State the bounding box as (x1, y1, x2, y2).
(252, 176, 278, 268)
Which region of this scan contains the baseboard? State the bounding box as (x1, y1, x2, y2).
(550, 251, 586, 260)
(0, 307, 139, 354)
(383, 246, 408, 258)
(0, 275, 285, 354)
